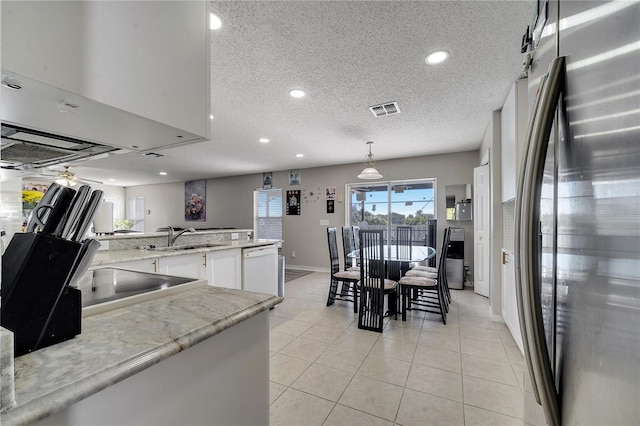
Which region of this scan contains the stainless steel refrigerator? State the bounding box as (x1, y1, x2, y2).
(515, 0, 640, 425)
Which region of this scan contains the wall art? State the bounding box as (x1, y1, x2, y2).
(185, 179, 206, 221)
(289, 169, 300, 186)
(286, 190, 301, 215)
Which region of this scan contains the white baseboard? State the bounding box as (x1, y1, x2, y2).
(285, 265, 330, 273)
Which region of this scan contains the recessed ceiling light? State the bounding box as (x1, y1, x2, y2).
(259, 138, 270, 143)
(210, 114, 214, 120)
(289, 89, 306, 98)
(159, 172, 167, 176)
(425, 50, 449, 65)
(296, 153, 304, 158)
(210, 13, 222, 30)
(108, 178, 116, 182)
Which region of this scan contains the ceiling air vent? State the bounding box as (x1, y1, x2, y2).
(368, 101, 401, 118)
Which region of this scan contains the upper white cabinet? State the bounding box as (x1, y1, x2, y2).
(500, 79, 528, 202)
(1, 1, 210, 146)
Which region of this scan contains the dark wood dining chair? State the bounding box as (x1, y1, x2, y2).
(395, 225, 413, 276)
(341, 226, 359, 271)
(326, 227, 360, 312)
(398, 228, 450, 323)
(358, 230, 398, 332)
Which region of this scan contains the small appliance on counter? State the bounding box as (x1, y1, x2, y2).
(1, 183, 104, 356)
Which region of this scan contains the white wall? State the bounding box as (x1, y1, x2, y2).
(126, 151, 479, 270)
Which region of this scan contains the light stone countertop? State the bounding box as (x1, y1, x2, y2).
(91, 239, 279, 267)
(95, 229, 253, 241)
(0, 285, 282, 425)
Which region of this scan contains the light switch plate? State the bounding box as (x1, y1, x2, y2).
(231, 233, 239, 240)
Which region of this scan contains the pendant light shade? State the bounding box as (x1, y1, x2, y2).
(357, 141, 383, 180)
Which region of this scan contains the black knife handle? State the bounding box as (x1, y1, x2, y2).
(41, 188, 75, 235)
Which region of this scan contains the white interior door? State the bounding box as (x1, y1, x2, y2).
(473, 164, 490, 297)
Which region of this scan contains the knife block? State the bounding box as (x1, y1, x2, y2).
(1, 233, 83, 357)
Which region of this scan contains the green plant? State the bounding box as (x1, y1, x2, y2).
(115, 219, 135, 230)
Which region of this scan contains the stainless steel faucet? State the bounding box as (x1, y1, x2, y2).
(166, 226, 196, 246)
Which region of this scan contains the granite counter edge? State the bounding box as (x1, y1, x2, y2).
(1, 294, 282, 425)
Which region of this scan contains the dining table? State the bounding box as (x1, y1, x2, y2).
(347, 245, 436, 280)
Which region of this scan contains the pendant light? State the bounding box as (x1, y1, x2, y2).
(357, 141, 383, 180)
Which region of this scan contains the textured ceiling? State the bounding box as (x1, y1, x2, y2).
(67, 0, 534, 187)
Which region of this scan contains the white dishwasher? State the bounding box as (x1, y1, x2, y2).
(242, 245, 278, 296)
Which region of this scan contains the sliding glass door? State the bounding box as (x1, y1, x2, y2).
(347, 179, 437, 249)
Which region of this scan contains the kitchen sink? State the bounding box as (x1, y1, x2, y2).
(150, 243, 227, 251)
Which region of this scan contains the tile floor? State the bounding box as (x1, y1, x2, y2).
(269, 272, 527, 426)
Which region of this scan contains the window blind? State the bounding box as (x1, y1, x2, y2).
(253, 188, 282, 241)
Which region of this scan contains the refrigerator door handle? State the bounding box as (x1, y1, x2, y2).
(515, 56, 564, 426)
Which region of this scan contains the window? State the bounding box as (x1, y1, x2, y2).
(253, 188, 282, 243)
(127, 197, 145, 232)
(347, 179, 436, 246)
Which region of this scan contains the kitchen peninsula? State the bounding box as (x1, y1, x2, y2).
(1, 230, 282, 425)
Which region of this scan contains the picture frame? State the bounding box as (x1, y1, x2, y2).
(325, 186, 336, 200)
(289, 169, 300, 186)
(185, 179, 206, 221)
(286, 190, 301, 215)
(326, 200, 335, 214)
(262, 172, 273, 189)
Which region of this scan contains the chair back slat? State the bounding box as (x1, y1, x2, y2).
(358, 230, 385, 332)
(341, 226, 355, 270)
(327, 227, 341, 275)
(395, 226, 413, 260)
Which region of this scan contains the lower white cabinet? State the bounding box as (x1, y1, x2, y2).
(205, 248, 241, 289)
(157, 253, 206, 279)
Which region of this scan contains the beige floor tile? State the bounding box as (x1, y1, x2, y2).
(405, 364, 463, 402)
(505, 343, 525, 365)
(418, 332, 461, 353)
(396, 388, 464, 426)
(380, 324, 422, 343)
(270, 381, 288, 405)
(270, 353, 312, 386)
(460, 324, 503, 343)
(269, 315, 288, 330)
(458, 314, 495, 330)
(273, 319, 315, 336)
(332, 328, 381, 351)
(270, 387, 335, 426)
(316, 315, 355, 330)
(412, 345, 462, 373)
(323, 404, 393, 426)
(301, 324, 345, 344)
(357, 354, 412, 387)
(498, 329, 520, 346)
(460, 338, 509, 361)
(463, 375, 524, 419)
(464, 404, 524, 425)
(421, 321, 460, 336)
(316, 344, 370, 373)
(291, 309, 331, 324)
(291, 363, 353, 402)
(270, 330, 297, 352)
(280, 337, 330, 362)
(338, 376, 403, 422)
(461, 354, 519, 387)
(369, 337, 417, 362)
(511, 362, 526, 389)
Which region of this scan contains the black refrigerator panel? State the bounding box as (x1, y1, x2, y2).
(555, 1, 640, 425)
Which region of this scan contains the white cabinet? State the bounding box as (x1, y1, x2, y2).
(206, 249, 242, 289)
(500, 79, 529, 202)
(501, 249, 524, 354)
(157, 254, 206, 280)
(2, 0, 210, 140)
